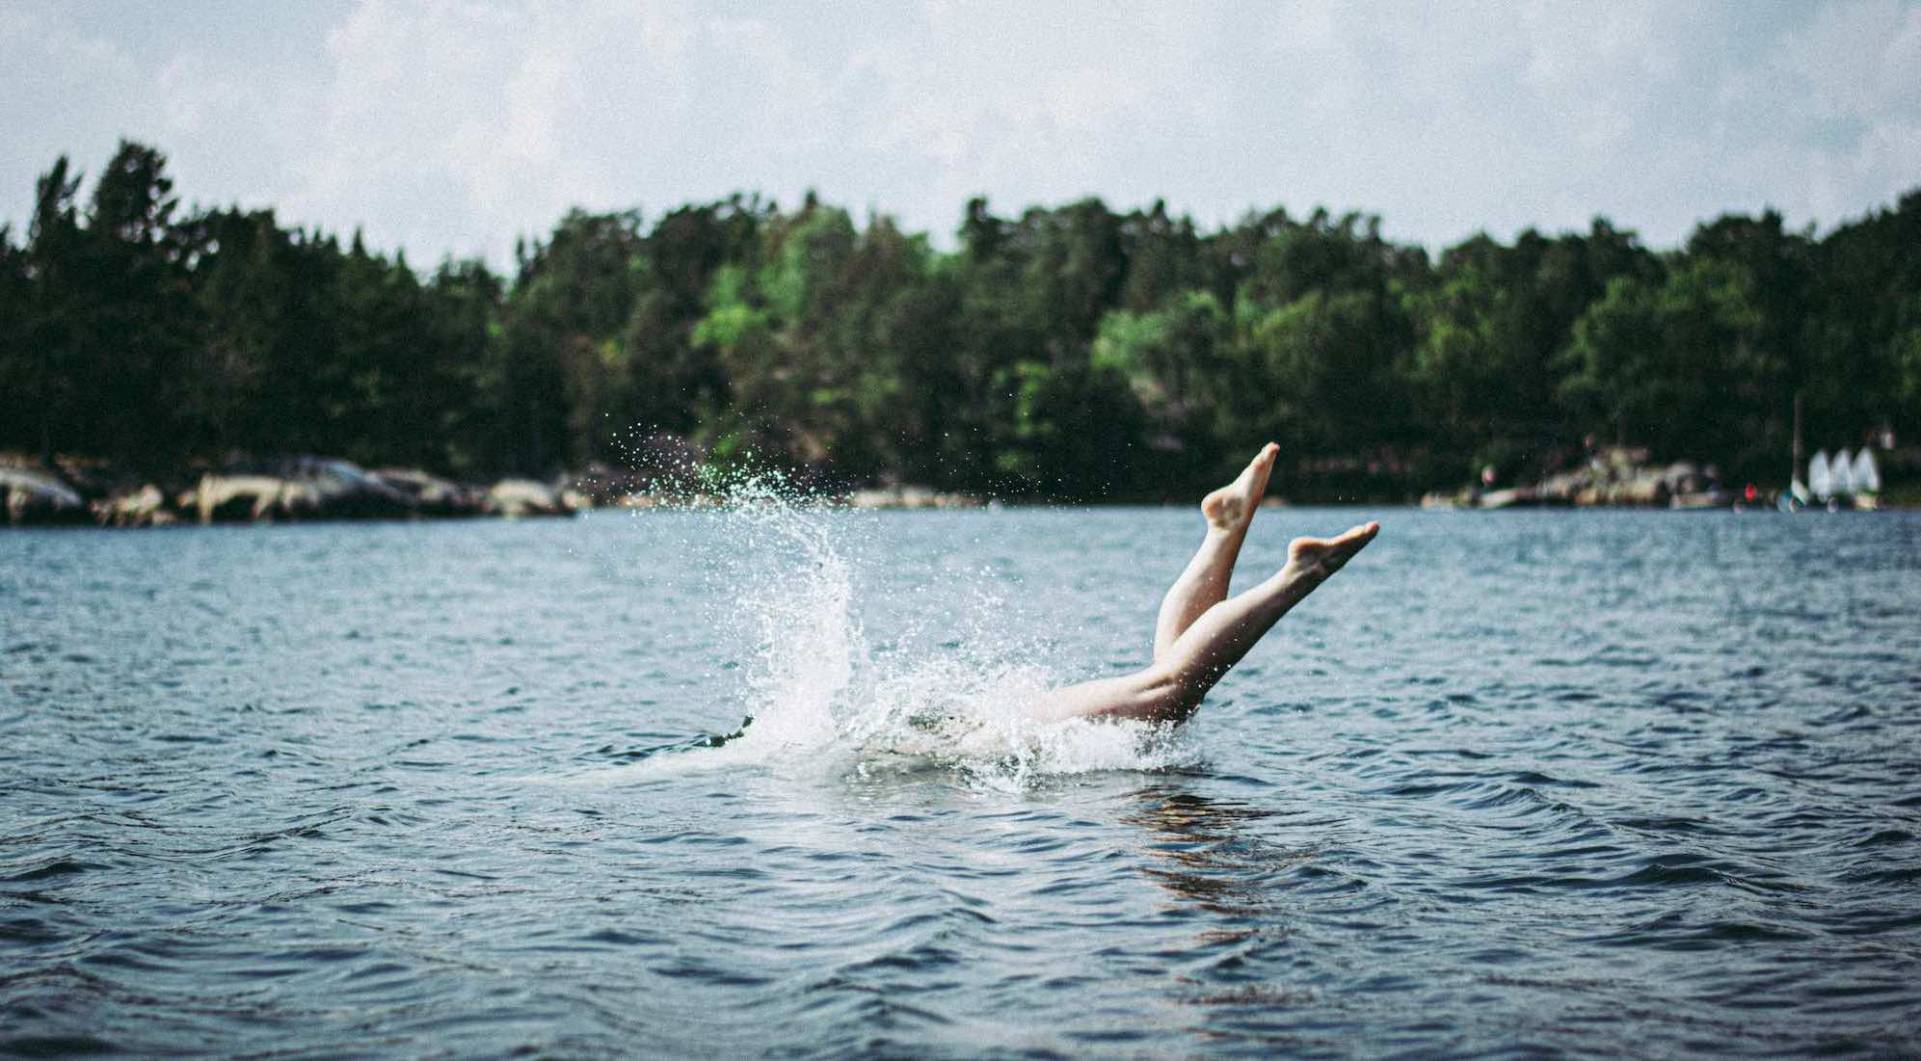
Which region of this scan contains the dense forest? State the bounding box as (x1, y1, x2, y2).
(3, 140, 1917, 501)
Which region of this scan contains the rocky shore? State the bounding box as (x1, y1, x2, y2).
(0, 454, 997, 528)
(1, 455, 580, 528)
(844, 485, 985, 510)
(1420, 447, 1732, 510)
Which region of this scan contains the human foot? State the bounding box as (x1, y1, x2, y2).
(1202, 443, 1280, 532)
(1283, 521, 1381, 586)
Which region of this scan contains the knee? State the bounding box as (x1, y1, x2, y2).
(1135, 665, 1204, 723)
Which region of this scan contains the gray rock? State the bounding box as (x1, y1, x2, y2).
(187, 459, 417, 523)
(0, 466, 89, 526)
(95, 484, 175, 527)
(371, 468, 483, 517)
(486, 479, 575, 518)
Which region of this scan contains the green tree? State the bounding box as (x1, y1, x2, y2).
(81, 141, 199, 467)
(1228, 289, 1414, 464)
(20, 155, 87, 459)
(502, 209, 647, 471)
(1092, 290, 1229, 486)
(1806, 191, 1921, 446)
(4, 137, 1917, 501)
(1560, 259, 1779, 470)
(0, 226, 29, 453)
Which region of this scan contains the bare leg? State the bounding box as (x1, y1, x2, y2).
(1032, 521, 1380, 724)
(1153, 444, 1278, 661)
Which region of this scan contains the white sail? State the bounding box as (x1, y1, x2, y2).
(1809, 450, 1832, 500)
(1831, 450, 1857, 495)
(1853, 448, 1882, 493)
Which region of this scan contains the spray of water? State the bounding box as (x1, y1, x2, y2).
(605, 462, 1196, 788)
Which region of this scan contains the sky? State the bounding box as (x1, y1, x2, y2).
(3, 0, 1918, 269)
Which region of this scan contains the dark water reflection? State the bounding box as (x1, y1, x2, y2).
(2, 509, 1919, 1056)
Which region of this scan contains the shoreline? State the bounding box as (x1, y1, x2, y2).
(5, 448, 1911, 529)
(6, 493, 1910, 531)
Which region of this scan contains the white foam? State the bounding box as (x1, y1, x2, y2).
(595, 467, 1196, 787)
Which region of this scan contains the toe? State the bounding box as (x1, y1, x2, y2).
(1341, 520, 1378, 541)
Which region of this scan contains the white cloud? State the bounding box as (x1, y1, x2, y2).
(1, 0, 1917, 265)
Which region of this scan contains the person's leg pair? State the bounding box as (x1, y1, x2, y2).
(1030, 445, 1378, 724)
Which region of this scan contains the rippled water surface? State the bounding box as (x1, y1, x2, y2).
(4, 506, 1920, 1056)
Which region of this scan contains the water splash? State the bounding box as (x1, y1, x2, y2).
(607, 464, 1196, 787)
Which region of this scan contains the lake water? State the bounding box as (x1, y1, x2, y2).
(3, 504, 1920, 1056)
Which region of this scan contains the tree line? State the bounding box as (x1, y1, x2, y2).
(2, 140, 1916, 500)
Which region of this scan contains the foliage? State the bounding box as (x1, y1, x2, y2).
(3, 140, 1918, 498)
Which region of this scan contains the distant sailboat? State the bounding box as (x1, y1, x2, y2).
(1830, 450, 1856, 496)
(1809, 449, 1833, 502)
(1774, 393, 1884, 513)
(1798, 447, 1882, 510)
(1852, 448, 1881, 493)
(1780, 392, 1809, 511)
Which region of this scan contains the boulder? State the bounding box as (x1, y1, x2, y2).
(187, 459, 416, 523)
(371, 468, 483, 517)
(190, 473, 292, 523)
(290, 459, 415, 519)
(1441, 444, 1729, 510)
(847, 485, 984, 510)
(570, 461, 659, 508)
(1477, 487, 1532, 509)
(1670, 488, 1733, 510)
(0, 466, 89, 526)
(95, 484, 176, 528)
(486, 479, 575, 518)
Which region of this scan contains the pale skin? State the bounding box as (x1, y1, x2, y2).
(1031, 443, 1380, 724)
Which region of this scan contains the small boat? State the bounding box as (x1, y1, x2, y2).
(1775, 395, 1884, 512)
(1809, 449, 1834, 502)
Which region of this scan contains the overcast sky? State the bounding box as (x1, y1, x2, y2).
(3, 0, 1917, 268)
